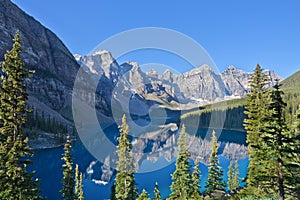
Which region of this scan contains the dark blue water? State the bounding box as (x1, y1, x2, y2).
(29, 129, 248, 200)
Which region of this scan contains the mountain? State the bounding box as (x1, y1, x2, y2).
(76, 51, 283, 109)
(221, 66, 250, 97)
(0, 0, 82, 147)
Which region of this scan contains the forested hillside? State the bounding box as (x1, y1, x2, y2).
(281, 70, 300, 125)
(181, 99, 246, 131)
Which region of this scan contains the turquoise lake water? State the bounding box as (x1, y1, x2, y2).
(29, 128, 248, 200)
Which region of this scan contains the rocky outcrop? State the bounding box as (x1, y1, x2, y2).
(0, 0, 79, 124)
(221, 66, 250, 97)
(170, 64, 227, 101)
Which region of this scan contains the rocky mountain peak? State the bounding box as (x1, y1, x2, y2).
(125, 61, 139, 70)
(146, 69, 159, 78)
(74, 50, 119, 78)
(162, 69, 174, 81)
(163, 69, 173, 74)
(223, 65, 247, 75)
(185, 64, 214, 76)
(92, 50, 115, 63)
(227, 65, 237, 71)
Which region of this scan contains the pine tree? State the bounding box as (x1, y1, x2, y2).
(115, 115, 138, 200)
(75, 164, 84, 200)
(110, 182, 116, 200)
(137, 189, 150, 200)
(205, 130, 225, 195)
(190, 160, 202, 199)
(153, 182, 162, 200)
(243, 64, 270, 192)
(0, 32, 42, 199)
(60, 135, 75, 200)
(169, 124, 192, 199)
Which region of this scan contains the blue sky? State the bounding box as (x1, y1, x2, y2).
(12, 0, 300, 78)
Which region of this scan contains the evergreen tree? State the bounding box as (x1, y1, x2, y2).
(205, 130, 225, 195)
(232, 161, 240, 191)
(60, 135, 75, 200)
(169, 124, 192, 199)
(243, 64, 270, 192)
(0, 32, 42, 199)
(110, 182, 116, 200)
(262, 82, 286, 198)
(262, 82, 299, 199)
(190, 160, 202, 199)
(227, 161, 234, 192)
(75, 164, 84, 200)
(115, 115, 138, 200)
(228, 161, 239, 192)
(153, 182, 162, 200)
(137, 189, 150, 200)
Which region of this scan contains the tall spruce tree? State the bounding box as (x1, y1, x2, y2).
(115, 115, 138, 200)
(75, 164, 84, 200)
(263, 82, 287, 199)
(169, 124, 192, 199)
(60, 135, 75, 200)
(190, 160, 201, 199)
(205, 130, 225, 195)
(262, 82, 299, 199)
(0, 32, 42, 199)
(153, 182, 162, 200)
(243, 64, 270, 193)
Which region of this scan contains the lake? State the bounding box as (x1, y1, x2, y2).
(29, 128, 248, 200)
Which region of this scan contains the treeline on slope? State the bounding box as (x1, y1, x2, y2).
(24, 107, 76, 143)
(181, 99, 246, 131)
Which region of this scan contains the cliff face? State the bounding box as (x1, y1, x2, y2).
(0, 0, 79, 123)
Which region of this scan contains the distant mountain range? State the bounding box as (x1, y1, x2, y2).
(74, 50, 282, 114)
